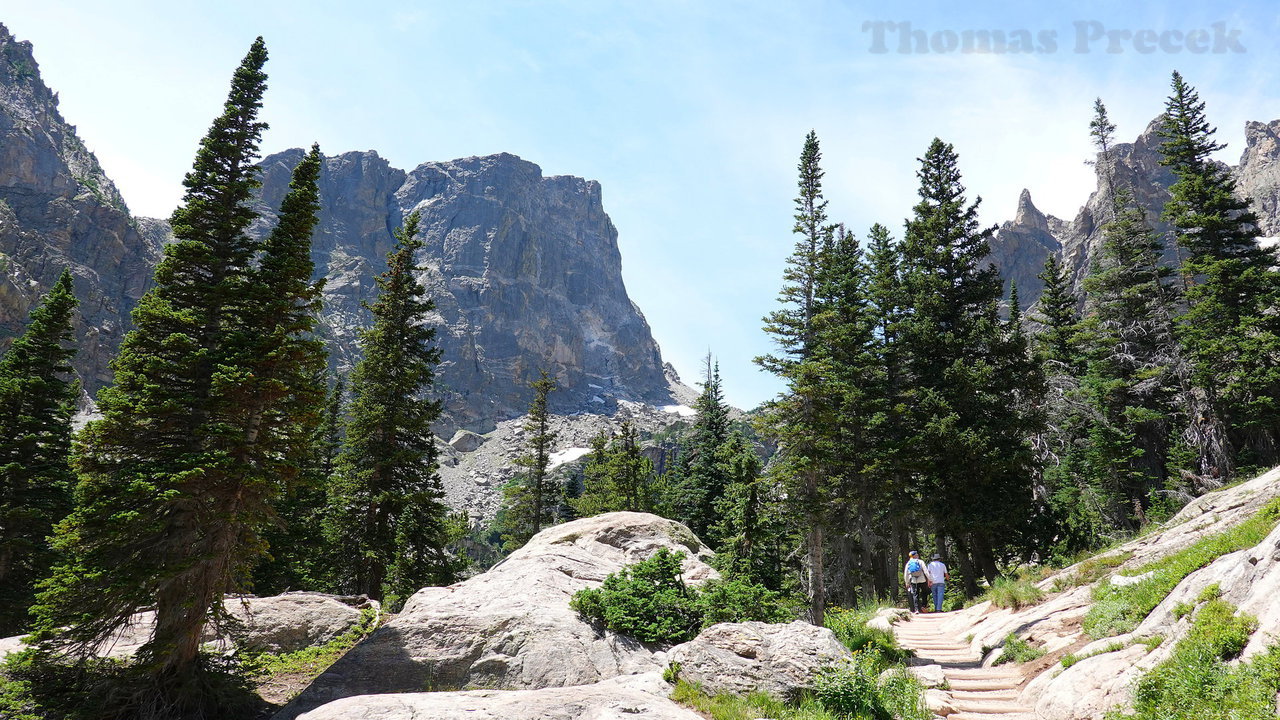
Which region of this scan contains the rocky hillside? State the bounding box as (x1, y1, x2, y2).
(0, 23, 687, 431)
(989, 115, 1280, 309)
(890, 465, 1280, 719)
(0, 23, 164, 393)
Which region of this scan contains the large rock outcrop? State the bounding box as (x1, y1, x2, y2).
(667, 620, 851, 700)
(0, 592, 375, 660)
(293, 671, 703, 720)
(275, 512, 717, 720)
(0, 23, 163, 393)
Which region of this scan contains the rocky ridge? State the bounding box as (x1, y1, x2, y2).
(989, 115, 1280, 309)
(438, 398, 697, 522)
(0, 24, 689, 432)
(0, 23, 164, 393)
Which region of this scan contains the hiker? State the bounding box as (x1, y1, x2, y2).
(927, 553, 950, 612)
(903, 550, 931, 613)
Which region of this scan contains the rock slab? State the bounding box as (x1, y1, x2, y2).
(667, 620, 851, 700)
(293, 672, 702, 720)
(275, 512, 716, 720)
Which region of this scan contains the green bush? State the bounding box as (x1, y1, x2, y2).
(984, 576, 1045, 609)
(570, 548, 793, 644)
(1123, 600, 1276, 720)
(1085, 499, 1280, 639)
(570, 547, 701, 643)
(823, 605, 912, 664)
(993, 633, 1045, 665)
(812, 653, 929, 720)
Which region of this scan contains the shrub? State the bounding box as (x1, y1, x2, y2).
(570, 548, 792, 644)
(696, 578, 793, 626)
(823, 605, 911, 664)
(812, 653, 929, 720)
(570, 548, 701, 643)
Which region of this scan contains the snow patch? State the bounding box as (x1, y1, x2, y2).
(661, 404, 697, 418)
(549, 447, 593, 469)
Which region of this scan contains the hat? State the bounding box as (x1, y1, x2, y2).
(931, 554, 942, 561)
(908, 550, 919, 557)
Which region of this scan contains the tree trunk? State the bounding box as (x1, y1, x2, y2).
(807, 521, 825, 625)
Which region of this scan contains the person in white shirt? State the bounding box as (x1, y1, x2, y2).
(926, 554, 950, 612)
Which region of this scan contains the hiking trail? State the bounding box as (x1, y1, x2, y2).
(893, 612, 1037, 720)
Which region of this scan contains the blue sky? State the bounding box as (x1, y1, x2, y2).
(6, 2, 1279, 409)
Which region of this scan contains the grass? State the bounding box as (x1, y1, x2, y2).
(992, 633, 1045, 666)
(983, 576, 1045, 609)
(823, 604, 912, 663)
(1061, 640, 1129, 669)
(1083, 498, 1280, 639)
(1116, 599, 1280, 720)
(670, 653, 931, 720)
(1050, 551, 1134, 591)
(671, 679, 839, 720)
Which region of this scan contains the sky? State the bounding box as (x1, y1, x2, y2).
(5, 2, 1279, 409)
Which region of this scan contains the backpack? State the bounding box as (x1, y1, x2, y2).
(907, 559, 926, 583)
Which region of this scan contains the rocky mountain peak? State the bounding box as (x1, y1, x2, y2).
(1013, 189, 1049, 233)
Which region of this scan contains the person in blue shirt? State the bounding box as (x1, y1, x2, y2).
(902, 550, 931, 613)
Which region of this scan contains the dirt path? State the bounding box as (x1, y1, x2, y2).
(893, 613, 1036, 720)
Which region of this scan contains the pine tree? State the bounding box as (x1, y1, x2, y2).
(1160, 71, 1280, 467)
(811, 226, 893, 605)
(32, 40, 306, 682)
(667, 354, 731, 542)
(325, 211, 456, 601)
(756, 131, 836, 624)
(1033, 254, 1080, 371)
(0, 270, 78, 635)
(574, 422, 656, 516)
(497, 370, 560, 550)
(712, 432, 791, 591)
(897, 138, 1036, 585)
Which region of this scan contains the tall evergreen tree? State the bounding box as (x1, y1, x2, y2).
(32, 40, 314, 684)
(325, 211, 456, 601)
(0, 270, 78, 635)
(668, 354, 731, 542)
(756, 130, 836, 624)
(497, 370, 560, 550)
(712, 432, 791, 592)
(1160, 71, 1280, 467)
(573, 422, 656, 516)
(1033, 254, 1080, 371)
(897, 138, 1036, 585)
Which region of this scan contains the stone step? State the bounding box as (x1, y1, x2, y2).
(950, 698, 1031, 713)
(947, 712, 1037, 720)
(945, 677, 1023, 691)
(952, 686, 1018, 696)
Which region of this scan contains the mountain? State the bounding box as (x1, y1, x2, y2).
(0, 23, 687, 432)
(246, 148, 684, 431)
(0, 24, 164, 393)
(988, 115, 1279, 310)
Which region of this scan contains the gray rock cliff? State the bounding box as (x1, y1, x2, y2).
(989, 115, 1279, 311)
(0, 24, 683, 431)
(0, 23, 163, 393)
